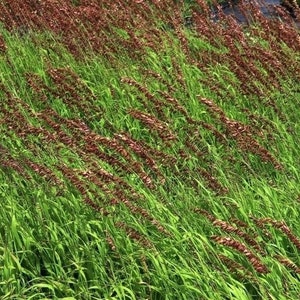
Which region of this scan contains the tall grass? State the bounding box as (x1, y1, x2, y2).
(0, 0, 300, 299)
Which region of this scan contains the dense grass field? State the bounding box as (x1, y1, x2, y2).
(0, 0, 300, 299)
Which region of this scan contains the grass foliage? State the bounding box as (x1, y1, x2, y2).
(0, 0, 300, 299)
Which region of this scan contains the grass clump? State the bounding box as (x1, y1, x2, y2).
(0, 0, 300, 299)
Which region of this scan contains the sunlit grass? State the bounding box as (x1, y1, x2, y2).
(0, 1, 300, 299)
